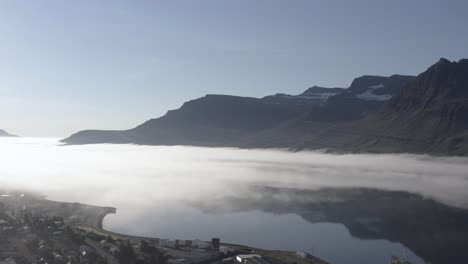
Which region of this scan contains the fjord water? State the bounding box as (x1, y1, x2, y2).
(2, 138, 468, 263)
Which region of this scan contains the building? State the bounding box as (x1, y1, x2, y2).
(176, 239, 189, 247)
(150, 238, 160, 245)
(219, 246, 235, 255)
(193, 239, 212, 249)
(296, 251, 313, 259)
(79, 245, 93, 256)
(212, 238, 220, 251)
(160, 239, 176, 248)
(235, 254, 270, 264)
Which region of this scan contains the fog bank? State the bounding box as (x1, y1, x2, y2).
(0, 137, 467, 209)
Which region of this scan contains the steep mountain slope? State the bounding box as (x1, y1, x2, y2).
(309, 75, 415, 121)
(246, 58, 468, 155)
(0, 129, 16, 137)
(347, 58, 468, 154)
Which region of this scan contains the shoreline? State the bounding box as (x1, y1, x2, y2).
(81, 202, 330, 264)
(0, 189, 329, 264)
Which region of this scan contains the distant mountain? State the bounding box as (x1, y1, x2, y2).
(0, 129, 16, 137)
(62, 58, 468, 155)
(61, 74, 413, 147)
(62, 93, 317, 145)
(247, 58, 468, 155)
(261, 86, 345, 107)
(345, 58, 468, 154)
(309, 75, 415, 121)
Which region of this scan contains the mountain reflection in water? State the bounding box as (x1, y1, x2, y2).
(187, 187, 468, 264)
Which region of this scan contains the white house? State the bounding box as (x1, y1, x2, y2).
(192, 239, 211, 249)
(235, 254, 270, 264)
(219, 246, 235, 254)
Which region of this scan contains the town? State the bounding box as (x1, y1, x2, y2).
(0, 190, 329, 264)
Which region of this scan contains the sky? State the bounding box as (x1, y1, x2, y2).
(0, 0, 467, 137)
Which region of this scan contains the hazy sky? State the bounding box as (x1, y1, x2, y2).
(1, 0, 467, 137)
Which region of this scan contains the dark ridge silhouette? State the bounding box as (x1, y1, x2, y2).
(62, 59, 468, 155)
(62, 87, 343, 146)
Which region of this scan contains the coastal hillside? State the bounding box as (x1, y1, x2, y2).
(62, 59, 468, 155)
(62, 89, 332, 146)
(60, 76, 407, 146)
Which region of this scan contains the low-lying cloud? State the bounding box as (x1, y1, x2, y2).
(1, 137, 468, 209)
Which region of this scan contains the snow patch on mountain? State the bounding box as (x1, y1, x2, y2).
(356, 90, 392, 101)
(273, 91, 340, 100)
(369, 84, 384, 89)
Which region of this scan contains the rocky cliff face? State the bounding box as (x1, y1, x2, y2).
(351, 58, 468, 154)
(386, 58, 468, 136)
(390, 58, 468, 112)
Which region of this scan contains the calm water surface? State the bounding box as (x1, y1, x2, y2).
(104, 201, 424, 264)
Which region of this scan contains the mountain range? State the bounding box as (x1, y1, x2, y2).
(62, 58, 468, 155)
(0, 129, 16, 137)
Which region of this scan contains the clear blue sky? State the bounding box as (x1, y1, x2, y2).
(1, 0, 467, 137)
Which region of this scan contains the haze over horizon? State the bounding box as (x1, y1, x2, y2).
(1, 0, 467, 137)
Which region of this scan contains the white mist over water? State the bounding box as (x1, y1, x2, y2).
(1, 137, 467, 209)
(1, 137, 468, 264)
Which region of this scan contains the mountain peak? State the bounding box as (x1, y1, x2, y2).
(389, 57, 468, 113)
(428, 58, 468, 69)
(301, 86, 344, 95)
(437, 57, 451, 64)
(0, 129, 17, 137)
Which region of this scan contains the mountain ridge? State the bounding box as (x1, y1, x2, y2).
(62, 87, 343, 146)
(0, 129, 17, 137)
(62, 58, 468, 155)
